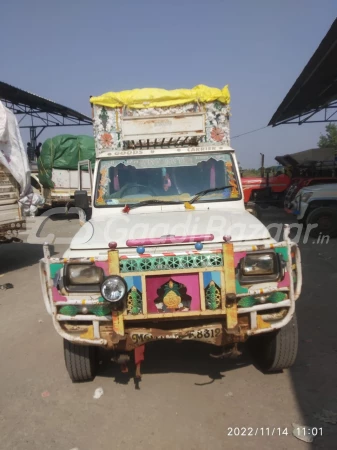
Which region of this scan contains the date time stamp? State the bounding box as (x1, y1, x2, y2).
(227, 427, 323, 437)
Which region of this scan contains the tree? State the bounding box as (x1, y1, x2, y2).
(318, 123, 337, 148)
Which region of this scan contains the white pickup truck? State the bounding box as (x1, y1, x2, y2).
(288, 183, 337, 237)
(40, 85, 302, 382)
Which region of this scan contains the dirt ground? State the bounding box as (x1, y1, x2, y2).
(0, 208, 336, 450)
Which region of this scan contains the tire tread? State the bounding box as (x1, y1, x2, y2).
(306, 207, 337, 238)
(249, 313, 298, 372)
(63, 339, 96, 382)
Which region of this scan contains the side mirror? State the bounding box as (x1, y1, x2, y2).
(74, 190, 89, 210)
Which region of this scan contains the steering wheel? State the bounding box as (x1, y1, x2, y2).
(118, 183, 157, 197)
(171, 168, 200, 195)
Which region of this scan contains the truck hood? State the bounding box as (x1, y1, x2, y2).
(299, 183, 337, 194)
(70, 209, 271, 251)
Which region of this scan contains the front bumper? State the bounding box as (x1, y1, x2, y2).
(287, 196, 309, 221)
(40, 227, 302, 348)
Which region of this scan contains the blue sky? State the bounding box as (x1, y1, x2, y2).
(2, 0, 337, 167)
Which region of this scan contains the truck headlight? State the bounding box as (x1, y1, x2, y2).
(101, 276, 127, 303)
(242, 253, 274, 275)
(64, 264, 104, 293)
(239, 251, 282, 284)
(301, 192, 313, 203)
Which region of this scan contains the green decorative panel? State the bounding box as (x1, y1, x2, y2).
(235, 279, 249, 295)
(238, 296, 256, 307)
(275, 247, 288, 262)
(59, 304, 112, 316)
(50, 263, 63, 278)
(120, 253, 223, 273)
(124, 276, 143, 315)
(238, 292, 287, 308)
(268, 291, 287, 303)
(203, 272, 222, 310)
(58, 305, 78, 316)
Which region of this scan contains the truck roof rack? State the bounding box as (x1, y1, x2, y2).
(124, 136, 203, 149)
(121, 111, 205, 149)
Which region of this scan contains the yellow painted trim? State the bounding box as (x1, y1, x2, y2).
(80, 325, 94, 340)
(199, 272, 206, 311)
(141, 276, 148, 315)
(220, 271, 226, 311)
(222, 243, 238, 329)
(257, 315, 271, 329)
(108, 250, 120, 275)
(222, 244, 236, 294)
(112, 311, 124, 336)
(108, 250, 124, 334)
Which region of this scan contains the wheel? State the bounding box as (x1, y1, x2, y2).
(248, 313, 298, 372)
(63, 339, 97, 382)
(306, 207, 337, 238)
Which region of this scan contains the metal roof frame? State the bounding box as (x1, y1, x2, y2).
(0, 81, 92, 144)
(269, 19, 337, 126)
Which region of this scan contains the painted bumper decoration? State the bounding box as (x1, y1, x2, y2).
(119, 251, 223, 273)
(153, 278, 193, 312)
(40, 226, 302, 347)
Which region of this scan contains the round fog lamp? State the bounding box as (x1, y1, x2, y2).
(101, 276, 127, 303)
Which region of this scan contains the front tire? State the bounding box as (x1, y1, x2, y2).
(63, 339, 97, 382)
(249, 313, 298, 372)
(306, 207, 337, 238)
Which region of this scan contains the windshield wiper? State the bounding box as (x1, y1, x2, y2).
(122, 186, 233, 212)
(123, 199, 181, 212)
(189, 185, 233, 204)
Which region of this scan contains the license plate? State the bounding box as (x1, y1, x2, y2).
(130, 324, 222, 346)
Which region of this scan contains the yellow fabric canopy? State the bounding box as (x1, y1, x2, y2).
(90, 84, 230, 109)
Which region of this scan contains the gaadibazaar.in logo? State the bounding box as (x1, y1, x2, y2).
(24, 208, 328, 246)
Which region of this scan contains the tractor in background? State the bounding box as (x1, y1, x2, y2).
(242, 149, 337, 214)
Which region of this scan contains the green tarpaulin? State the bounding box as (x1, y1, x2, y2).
(38, 135, 95, 188)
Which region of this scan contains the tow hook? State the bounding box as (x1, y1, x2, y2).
(111, 354, 130, 373)
(210, 343, 242, 359)
(135, 345, 145, 379)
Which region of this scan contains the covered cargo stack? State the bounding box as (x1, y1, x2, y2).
(38, 135, 95, 189)
(0, 101, 43, 241)
(90, 84, 231, 156)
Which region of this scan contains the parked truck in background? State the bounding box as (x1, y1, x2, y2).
(40, 85, 302, 382)
(34, 135, 95, 209)
(0, 164, 25, 243)
(33, 166, 93, 208)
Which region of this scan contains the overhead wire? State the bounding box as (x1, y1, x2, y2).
(231, 125, 268, 139)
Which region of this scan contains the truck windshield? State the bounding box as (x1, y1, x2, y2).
(94, 153, 241, 207)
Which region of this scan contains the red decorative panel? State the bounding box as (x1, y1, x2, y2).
(146, 274, 200, 313)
